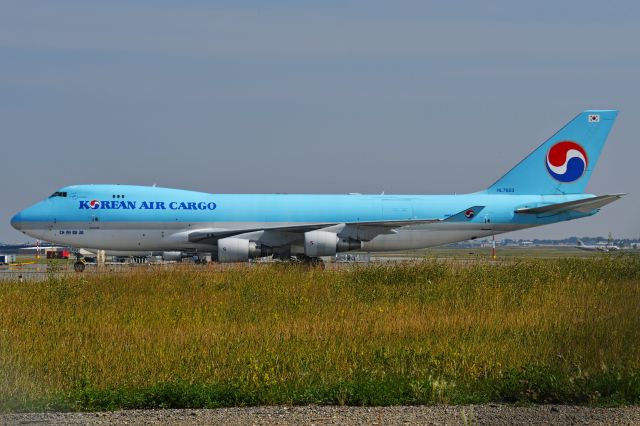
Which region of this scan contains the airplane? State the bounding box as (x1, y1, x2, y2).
(0, 242, 67, 254)
(575, 240, 620, 252)
(10, 110, 624, 272)
(18, 245, 68, 252)
(77, 248, 183, 263)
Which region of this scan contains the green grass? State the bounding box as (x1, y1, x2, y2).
(1, 256, 639, 411)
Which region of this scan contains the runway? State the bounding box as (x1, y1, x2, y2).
(3, 405, 640, 425)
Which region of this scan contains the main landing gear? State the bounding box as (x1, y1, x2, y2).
(193, 254, 209, 265)
(73, 252, 86, 272)
(296, 255, 325, 269)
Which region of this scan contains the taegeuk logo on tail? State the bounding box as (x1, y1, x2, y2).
(545, 141, 588, 183)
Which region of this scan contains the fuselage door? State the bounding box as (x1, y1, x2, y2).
(89, 210, 100, 229)
(481, 213, 493, 230)
(382, 199, 414, 220)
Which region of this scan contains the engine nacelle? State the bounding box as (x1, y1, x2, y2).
(304, 231, 362, 257)
(162, 251, 187, 261)
(218, 237, 272, 263)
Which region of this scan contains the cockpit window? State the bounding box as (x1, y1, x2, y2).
(49, 191, 68, 198)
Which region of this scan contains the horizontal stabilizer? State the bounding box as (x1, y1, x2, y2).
(515, 194, 624, 215)
(444, 206, 485, 222)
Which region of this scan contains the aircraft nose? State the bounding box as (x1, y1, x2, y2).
(10, 211, 23, 230)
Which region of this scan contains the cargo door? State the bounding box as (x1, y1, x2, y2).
(481, 213, 493, 231)
(382, 199, 414, 220)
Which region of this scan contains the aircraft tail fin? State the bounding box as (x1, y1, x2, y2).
(486, 110, 618, 195)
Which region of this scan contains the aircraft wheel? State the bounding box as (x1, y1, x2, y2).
(298, 256, 325, 269)
(73, 261, 85, 273)
(310, 258, 325, 270)
(200, 259, 208, 265)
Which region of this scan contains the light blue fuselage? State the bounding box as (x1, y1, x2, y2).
(9, 110, 619, 259)
(11, 184, 596, 253)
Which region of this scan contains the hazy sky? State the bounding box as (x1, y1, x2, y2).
(2, 0, 639, 243)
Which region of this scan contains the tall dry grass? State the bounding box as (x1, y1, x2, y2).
(1, 256, 639, 410)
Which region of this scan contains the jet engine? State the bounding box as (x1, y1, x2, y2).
(304, 231, 362, 257)
(218, 237, 273, 262)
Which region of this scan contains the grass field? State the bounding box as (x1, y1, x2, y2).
(1, 255, 639, 411)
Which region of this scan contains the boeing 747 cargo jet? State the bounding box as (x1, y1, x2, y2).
(11, 110, 623, 271)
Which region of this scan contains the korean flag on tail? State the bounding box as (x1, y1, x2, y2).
(588, 114, 600, 123)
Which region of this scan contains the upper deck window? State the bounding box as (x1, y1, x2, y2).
(49, 191, 67, 198)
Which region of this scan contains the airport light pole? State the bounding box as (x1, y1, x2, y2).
(492, 234, 496, 260)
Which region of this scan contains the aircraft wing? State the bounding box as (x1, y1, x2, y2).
(19, 246, 67, 251)
(188, 219, 440, 244)
(189, 206, 485, 244)
(514, 194, 624, 215)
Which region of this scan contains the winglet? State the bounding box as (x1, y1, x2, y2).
(444, 206, 485, 222)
